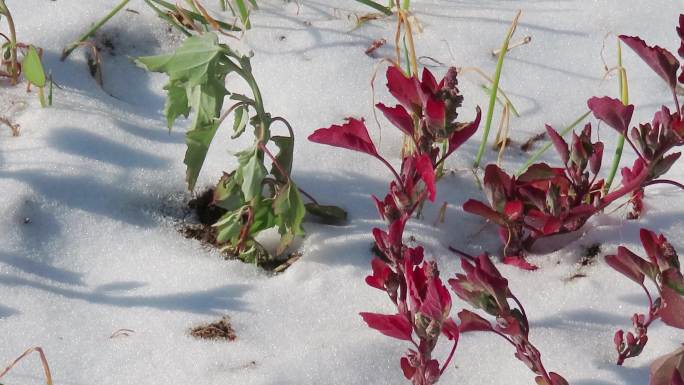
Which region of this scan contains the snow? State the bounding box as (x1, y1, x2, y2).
(1, 1, 683, 384)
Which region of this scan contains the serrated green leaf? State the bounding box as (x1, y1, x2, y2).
(232, 105, 249, 139)
(214, 208, 243, 243)
(240, 148, 267, 200)
(214, 172, 244, 211)
(273, 181, 306, 237)
(249, 198, 277, 233)
(305, 203, 347, 224)
(23, 46, 45, 87)
(271, 135, 293, 183)
(164, 83, 190, 129)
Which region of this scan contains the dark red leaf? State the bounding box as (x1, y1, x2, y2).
(457, 309, 493, 333)
(442, 317, 460, 340)
(640, 228, 661, 265)
(359, 312, 413, 341)
(421, 67, 439, 94)
(463, 199, 506, 226)
(376, 103, 414, 136)
(661, 286, 684, 329)
(590, 142, 604, 175)
(504, 200, 523, 221)
(518, 163, 558, 183)
(426, 97, 446, 132)
(605, 247, 646, 285)
(545, 124, 569, 164)
(308, 118, 378, 157)
(620, 35, 680, 91)
(415, 154, 436, 202)
(420, 276, 452, 320)
(503, 255, 538, 271)
(400, 356, 416, 380)
(447, 106, 481, 156)
(587, 96, 635, 134)
(386, 66, 422, 110)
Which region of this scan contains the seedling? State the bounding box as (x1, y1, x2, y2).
(138, 32, 344, 265)
(310, 65, 480, 384)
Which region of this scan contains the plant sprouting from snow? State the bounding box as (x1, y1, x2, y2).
(137, 32, 344, 265)
(309, 65, 480, 384)
(449, 253, 569, 385)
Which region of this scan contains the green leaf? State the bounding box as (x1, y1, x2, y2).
(273, 181, 306, 236)
(240, 147, 267, 201)
(271, 135, 293, 183)
(163, 82, 190, 129)
(232, 105, 249, 139)
(305, 203, 347, 225)
(214, 208, 243, 243)
(23, 46, 45, 87)
(250, 198, 277, 233)
(214, 172, 244, 211)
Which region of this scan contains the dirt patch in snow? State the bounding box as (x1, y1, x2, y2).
(189, 316, 237, 341)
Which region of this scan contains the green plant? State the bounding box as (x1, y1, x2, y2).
(0, 0, 48, 107)
(137, 32, 344, 264)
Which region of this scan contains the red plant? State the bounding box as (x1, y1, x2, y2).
(606, 228, 684, 365)
(462, 13, 684, 269)
(449, 253, 568, 385)
(309, 65, 480, 384)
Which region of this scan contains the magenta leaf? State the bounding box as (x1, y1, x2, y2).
(420, 276, 452, 320)
(590, 142, 604, 175)
(545, 124, 570, 164)
(504, 200, 524, 221)
(308, 118, 378, 157)
(587, 96, 635, 134)
(386, 66, 422, 110)
(620, 35, 680, 91)
(365, 257, 392, 290)
(400, 356, 416, 380)
(447, 106, 481, 156)
(426, 97, 446, 132)
(360, 312, 413, 341)
(463, 199, 506, 226)
(457, 309, 493, 333)
(503, 255, 538, 271)
(415, 154, 437, 201)
(678, 14, 684, 59)
(661, 286, 684, 329)
(376, 103, 414, 136)
(441, 317, 460, 340)
(605, 246, 646, 285)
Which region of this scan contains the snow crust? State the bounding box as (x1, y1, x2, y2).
(1, 1, 683, 384)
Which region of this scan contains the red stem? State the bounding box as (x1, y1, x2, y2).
(440, 339, 458, 375)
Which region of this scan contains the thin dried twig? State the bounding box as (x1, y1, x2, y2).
(0, 347, 53, 385)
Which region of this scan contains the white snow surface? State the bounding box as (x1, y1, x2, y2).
(1, 1, 684, 384)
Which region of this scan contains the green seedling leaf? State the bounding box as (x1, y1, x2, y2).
(271, 135, 293, 183)
(214, 208, 243, 243)
(164, 83, 190, 129)
(214, 172, 244, 211)
(273, 181, 306, 237)
(23, 46, 45, 87)
(305, 203, 348, 225)
(232, 105, 249, 138)
(240, 148, 267, 201)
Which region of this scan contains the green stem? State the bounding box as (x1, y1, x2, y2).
(37, 86, 46, 108)
(142, 0, 192, 36)
(0, 0, 19, 85)
(473, 10, 521, 169)
(234, 0, 251, 29)
(604, 41, 629, 194)
(61, 0, 131, 60)
(515, 110, 591, 176)
(354, 0, 393, 15)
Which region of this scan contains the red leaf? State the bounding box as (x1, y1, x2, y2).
(463, 199, 506, 226)
(415, 154, 436, 201)
(376, 103, 414, 136)
(587, 96, 635, 134)
(457, 309, 493, 333)
(518, 163, 558, 183)
(640, 228, 661, 265)
(503, 255, 538, 271)
(386, 66, 422, 110)
(421, 67, 439, 94)
(308, 118, 378, 157)
(420, 276, 452, 320)
(605, 246, 646, 285)
(545, 124, 569, 164)
(426, 97, 446, 131)
(400, 356, 416, 380)
(442, 317, 460, 340)
(661, 286, 684, 329)
(504, 200, 523, 221)
(447, 106, 481, 156)
(590, 142, 604, 175)
(620, 35, 680, 91)
(678, 14, 684, 59)
(359, 312, 413, 341)
(365, 257, 392, 290)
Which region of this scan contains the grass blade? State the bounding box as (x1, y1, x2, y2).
(473, 10, 521, 169)
(61, 0, 131, 60)
(604, 40, 629, 194)
(354, 0, 393, 16)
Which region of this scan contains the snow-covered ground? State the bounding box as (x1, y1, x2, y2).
(1, 1, 683, 384)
